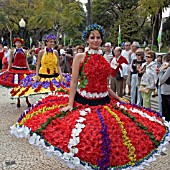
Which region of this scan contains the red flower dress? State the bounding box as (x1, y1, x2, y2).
(11, 51, 170, 170)
(0, 48, 33, 87)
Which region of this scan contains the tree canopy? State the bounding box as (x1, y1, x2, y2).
(0, 0, 169, 48)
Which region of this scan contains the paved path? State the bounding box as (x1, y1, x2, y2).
(0, 86, 170, 170)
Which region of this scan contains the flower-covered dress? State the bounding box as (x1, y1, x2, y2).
(0, 48, 33, 87)
(10, 49, 71, 98)
(11, 51, 170, 170)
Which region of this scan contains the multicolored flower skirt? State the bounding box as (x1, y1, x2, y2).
(0, 69, 34, 87)
(11, 93, 170, 170)
(10, 73, 71, 98)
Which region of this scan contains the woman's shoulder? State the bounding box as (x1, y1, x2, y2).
(38, 49, 45, 56)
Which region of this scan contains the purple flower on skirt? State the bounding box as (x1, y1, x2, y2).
(42, 81, 50, 89)
(32, 82, 41, 89)
(51, 79, 60, 88)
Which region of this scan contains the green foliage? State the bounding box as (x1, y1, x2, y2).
(139, 0, 164, 16)
(92, 0, 146, 45)
(0, 0, 84, 45)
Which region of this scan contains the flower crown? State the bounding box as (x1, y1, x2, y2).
(43, 34, 56, 42)
(82, 24, 105, 40)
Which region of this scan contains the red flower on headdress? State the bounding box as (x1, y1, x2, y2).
(13, 38, 24, 44)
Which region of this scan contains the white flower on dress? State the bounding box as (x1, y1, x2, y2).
(71, 128, 82, 137)
(75, 123, 85, 129)
(29, 133, 38, 144)
(80, 110, 88, 116)
(45, 146, 55, 157)
(63, 152, 74, 160)
(54, 150, 62, 157)
(68, 136, 80, 147)
(76, 117, 86, 123)
(10, 125, 31, 138)
(72, 157, 80, 164)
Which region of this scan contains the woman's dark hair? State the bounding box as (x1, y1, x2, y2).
(30, 49, 35, 54)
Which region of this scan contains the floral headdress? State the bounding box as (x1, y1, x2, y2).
(13, 38, 24, 44)
(43, 34, 56, 42)
(82, 24, 105, 40)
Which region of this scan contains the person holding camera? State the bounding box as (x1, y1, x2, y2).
(60, 45, 74, 73)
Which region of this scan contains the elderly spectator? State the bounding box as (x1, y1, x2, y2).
(0, 43, 4, 70)
(121, 42, 132, 95)
(157, 53, 170, 121)
(130, 41, 140, 63)
(126, 41, 140, 95)
(103, 42, 114, 63)
(145, 47, 150, 54)
(144, 47, 150, 59)
(131, 49, 145, 106)
(110, 47, 128, 97)
(121, 42, 131, 63)
(2, 46, 10, 70)
(138, 51, 157, 108)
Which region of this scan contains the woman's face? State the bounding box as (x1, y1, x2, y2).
(136, 53, 142, 60)
(15, 41, 22, 48)
(86, 30, 102, 50)
(157, 56, 162, 62)
(46, 39, 55, 48)
(146, 54, 153, 63)
(77, 49, 84, 53)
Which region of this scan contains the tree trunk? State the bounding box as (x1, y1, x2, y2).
(154, 9, 162, 48)
(87, 0, 92, 25)
(151, 14, 157, 50)
(6, 24, 13, 48)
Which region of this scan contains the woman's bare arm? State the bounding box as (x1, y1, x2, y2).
(35, 50, 43, 81)
(61, 53, 84, 111)
(7, 50, 14, 71)
(108, 88, 120, 100)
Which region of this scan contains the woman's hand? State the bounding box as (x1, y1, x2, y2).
(60, 75, 65, 82)
(118, 97, 129, 103)
(61, 105, 73, 112)
(160, 62, 169, 70)
(35, 76, 39, 82)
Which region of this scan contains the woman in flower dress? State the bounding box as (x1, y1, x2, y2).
(10, 34, 71, 103)
(0, 38, 33, 107)
(11, 25, 170, 170)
